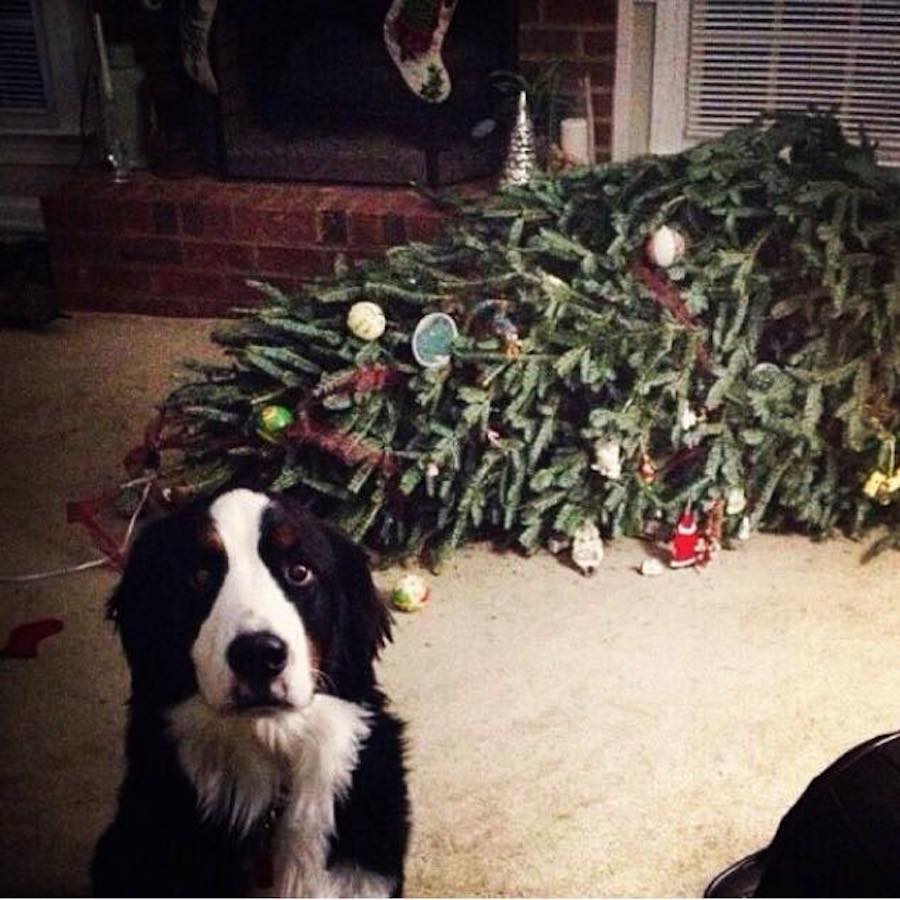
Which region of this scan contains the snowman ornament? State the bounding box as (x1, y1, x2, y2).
(571, 520, 604, 576)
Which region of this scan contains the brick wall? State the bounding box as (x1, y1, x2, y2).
(519, 0, 618, 159)
(42, 174, 448, 317)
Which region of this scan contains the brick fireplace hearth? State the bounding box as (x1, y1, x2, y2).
(42, 174, 449, 317)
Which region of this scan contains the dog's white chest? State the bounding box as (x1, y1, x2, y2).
(270, 697, 374, 897)
(170, 695, 392, 897)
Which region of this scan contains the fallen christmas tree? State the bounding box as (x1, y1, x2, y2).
(126, 111, 900, 567)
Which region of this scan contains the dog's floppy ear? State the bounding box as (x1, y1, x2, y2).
(106, 514, 199, 700)
(106, 517, 166, 664)
(324, 524, 392, 659)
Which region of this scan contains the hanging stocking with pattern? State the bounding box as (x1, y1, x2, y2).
(383, 0, 459, 103)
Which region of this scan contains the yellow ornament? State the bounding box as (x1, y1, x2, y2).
(347, 301, 386, 341)
(863, 470, 888, 499)
(863, 468, 900, 505)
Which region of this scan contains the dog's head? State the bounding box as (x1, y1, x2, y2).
(109, 488, 390, 713)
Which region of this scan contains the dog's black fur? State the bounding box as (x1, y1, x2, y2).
(91, 492, 409, 897)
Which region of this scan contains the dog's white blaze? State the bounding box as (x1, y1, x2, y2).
(192, 489, 314, 711)
(169, 694, 384, 896)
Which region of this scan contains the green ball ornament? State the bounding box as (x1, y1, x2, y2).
(258, 404, 294, 436)
(347, 301, 386, 341)
(390, 573, 430, 613)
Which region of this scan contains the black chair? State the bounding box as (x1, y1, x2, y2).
(705, 731, 900, 897)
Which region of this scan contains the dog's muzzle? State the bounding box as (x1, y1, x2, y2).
(226, 631, 290, 710)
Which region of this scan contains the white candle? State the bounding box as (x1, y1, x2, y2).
(93, 13, 114, 101)
(560, 117, 591, 165)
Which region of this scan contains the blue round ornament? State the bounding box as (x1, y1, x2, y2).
(411, 312, 458, 368)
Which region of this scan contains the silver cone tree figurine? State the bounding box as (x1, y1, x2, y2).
(500, 90, 537, 187)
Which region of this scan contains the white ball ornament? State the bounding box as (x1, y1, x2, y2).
(645, 225, 686, 269)
(347, 301, 386, 341)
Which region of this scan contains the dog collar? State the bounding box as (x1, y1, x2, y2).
(249, 782, 291, 890)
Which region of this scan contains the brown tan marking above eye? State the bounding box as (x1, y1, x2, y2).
(197, 525, 224, 553)
(271, 522, 300, 550)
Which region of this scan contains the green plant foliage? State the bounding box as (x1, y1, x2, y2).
(490, 57, 573, 142)
(150, 112, 900, 566)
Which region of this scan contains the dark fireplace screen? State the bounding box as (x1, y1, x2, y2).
(211, 0, 517, 185)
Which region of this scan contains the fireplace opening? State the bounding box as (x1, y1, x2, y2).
(211, 0, 518, 185)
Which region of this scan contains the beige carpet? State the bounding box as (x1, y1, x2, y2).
(1, 314, 898, 897)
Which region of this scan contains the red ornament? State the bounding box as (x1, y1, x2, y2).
(638, 453, 657, 485)
(669, 509, 699, 568)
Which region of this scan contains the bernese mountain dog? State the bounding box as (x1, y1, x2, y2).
(92, 488, 410, 897)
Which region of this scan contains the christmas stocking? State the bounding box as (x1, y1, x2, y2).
(383, 0, 459, 103)
(180, 0, 219, 94)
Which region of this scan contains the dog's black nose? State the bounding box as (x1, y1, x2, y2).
(227, 631, 288, 681)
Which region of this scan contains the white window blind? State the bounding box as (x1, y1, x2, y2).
(0, 0, 48, 114)
(686, 0, 900, 163)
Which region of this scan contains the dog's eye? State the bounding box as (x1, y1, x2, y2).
(189, 568, 214, 591)
(284, 562, 315, 587)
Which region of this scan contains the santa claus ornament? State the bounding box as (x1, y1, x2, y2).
(669, 509, 699, 568)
